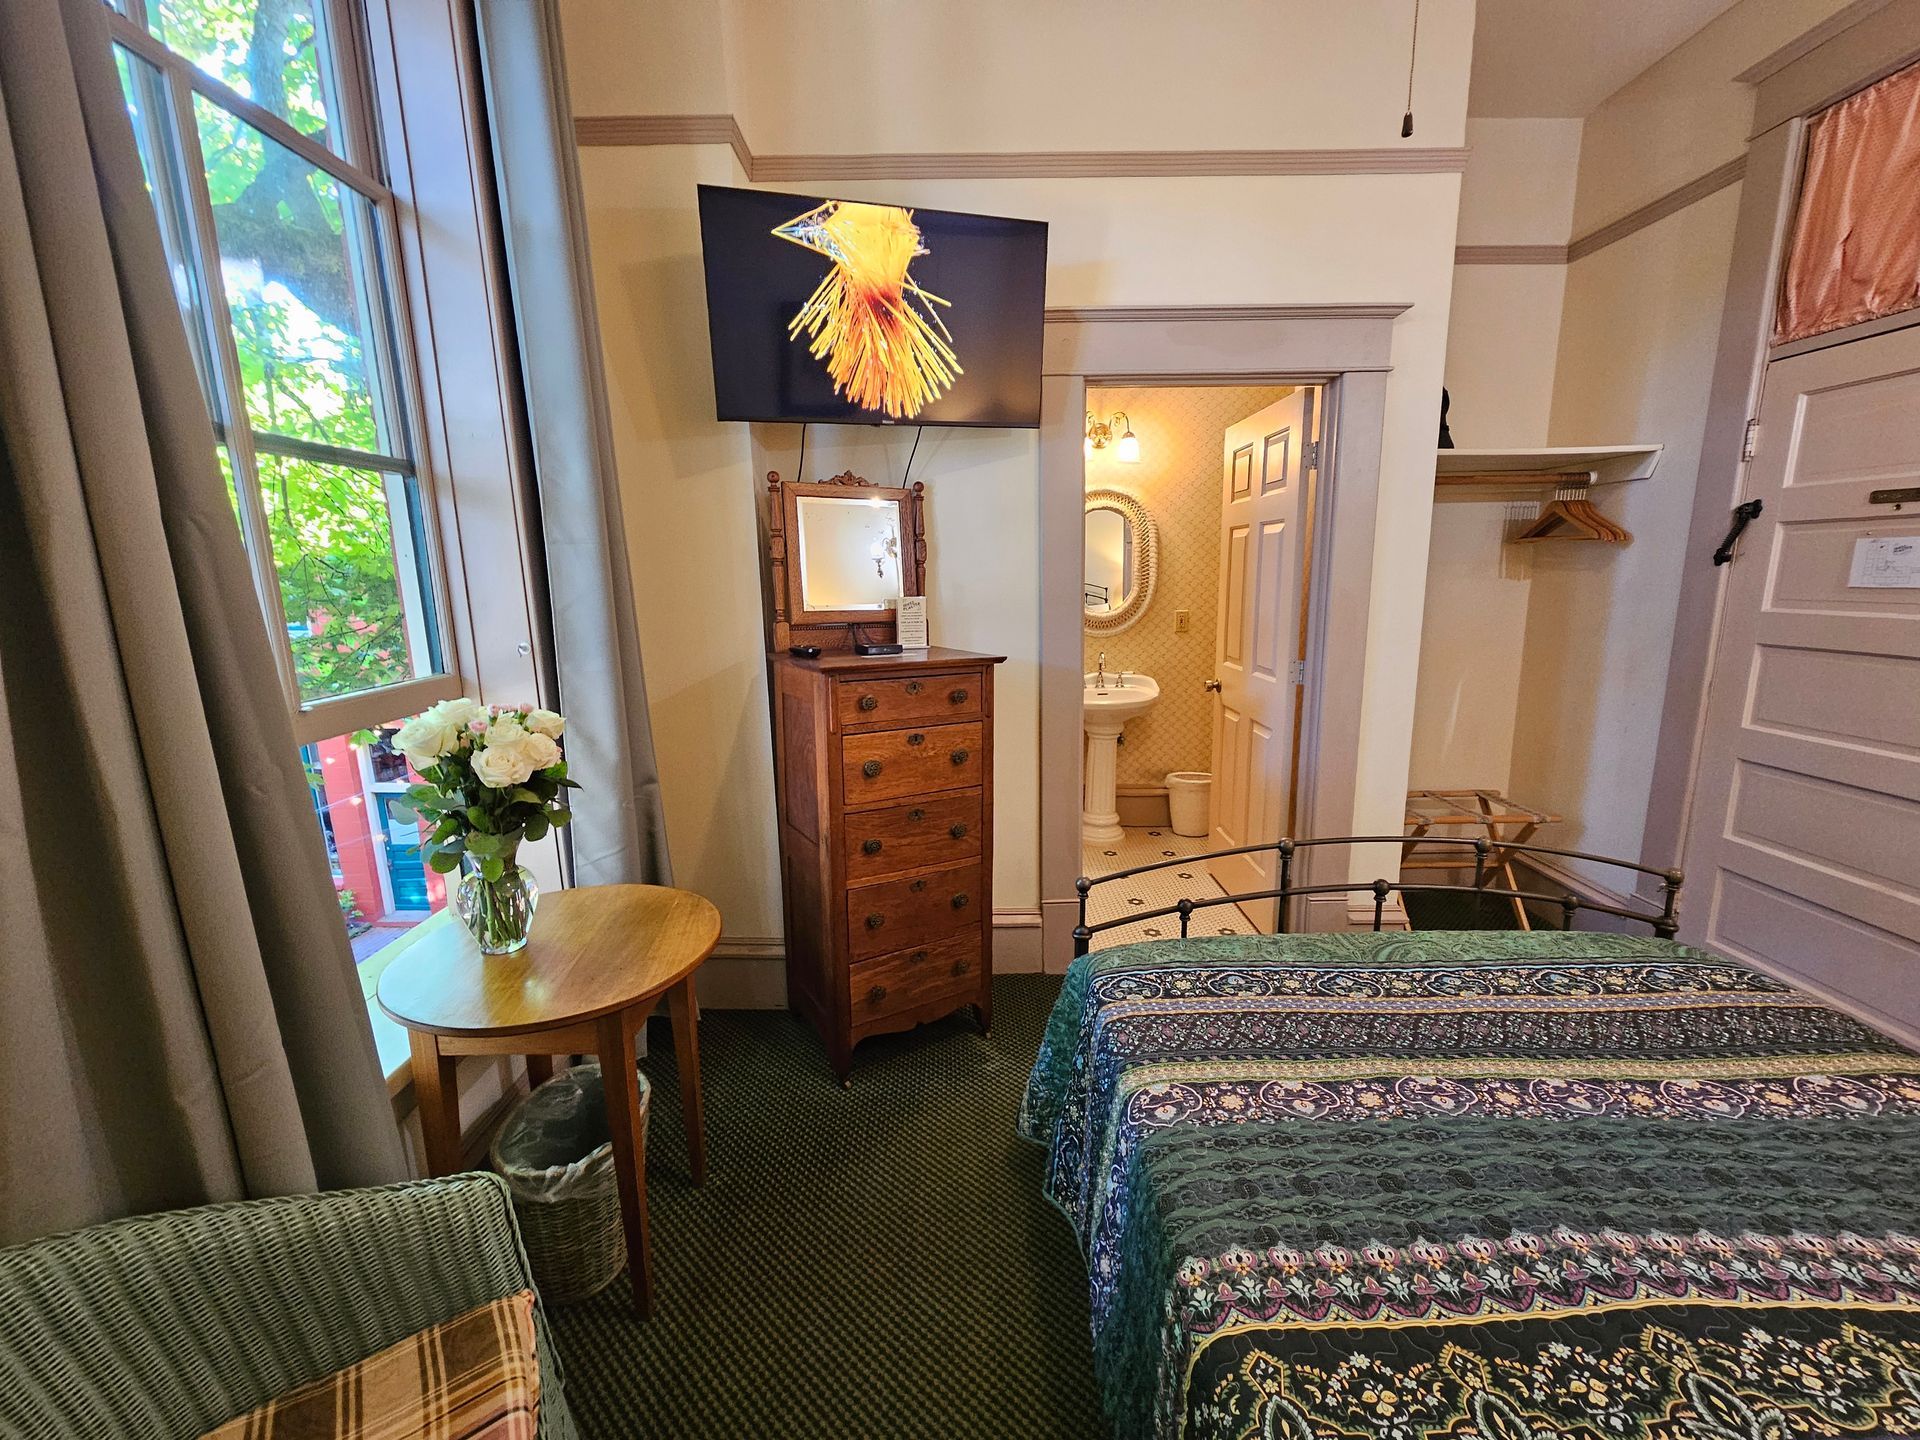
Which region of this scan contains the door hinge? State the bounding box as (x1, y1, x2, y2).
(1741, 419, 1760, 462)
(1288, 659, 1307, 685)
(1303, 440, 1321, 470)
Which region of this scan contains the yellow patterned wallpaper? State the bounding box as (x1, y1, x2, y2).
(1084, 384, 1294, 789)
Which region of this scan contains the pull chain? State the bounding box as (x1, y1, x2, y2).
(1402, 0, 1421, 138)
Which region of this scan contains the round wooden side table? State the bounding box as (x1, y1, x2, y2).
(377, 883, 722, 1316)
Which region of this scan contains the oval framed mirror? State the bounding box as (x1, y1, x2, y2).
(1083, 488, 1157, 635)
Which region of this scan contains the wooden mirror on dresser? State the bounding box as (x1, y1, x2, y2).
(764, 470, 1005, 1084)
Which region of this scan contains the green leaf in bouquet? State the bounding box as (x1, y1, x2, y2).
(465, 831, 502, 858)
(479, 857, 505, 883)
(427, 850, 461, 874)
(466, 806, 492, 831)
(549, 807, 573, 827)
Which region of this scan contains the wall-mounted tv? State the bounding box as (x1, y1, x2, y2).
(697, 184, 1048, 429)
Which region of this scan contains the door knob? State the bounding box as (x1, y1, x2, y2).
(862, 839, 882, 855)
(1203, 679, 1222, 692)
(862, 760, 883, 778)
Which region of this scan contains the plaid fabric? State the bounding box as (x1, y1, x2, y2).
(200, 1291, 540, 1440)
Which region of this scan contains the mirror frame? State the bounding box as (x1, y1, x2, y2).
(1083, 487, 1157, 635)
(766, 470, 927, 651)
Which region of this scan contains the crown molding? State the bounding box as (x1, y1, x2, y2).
(573, 113, 751, 171)
(572, 112, 1468, 180)
(1454, 244, 1570, 265)
(1044, 303, 1412, 324)
(1566, 156, 1748, 263)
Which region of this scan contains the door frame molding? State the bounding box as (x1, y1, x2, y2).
(1037, 305, 1404, 968)
(1641, 3, 1920, 905)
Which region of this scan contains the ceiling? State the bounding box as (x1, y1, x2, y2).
(1468, 0, 1740, 116)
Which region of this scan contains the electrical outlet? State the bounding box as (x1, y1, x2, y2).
(1174, 609, 1190, 633)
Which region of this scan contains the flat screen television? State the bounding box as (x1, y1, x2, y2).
(697, 184, 1048, 428)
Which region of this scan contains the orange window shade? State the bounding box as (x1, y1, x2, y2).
(1774, 58, 1920, 346)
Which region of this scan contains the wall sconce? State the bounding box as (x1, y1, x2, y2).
(1084, 410, 1140, 463)
(868, 532, 900, 578)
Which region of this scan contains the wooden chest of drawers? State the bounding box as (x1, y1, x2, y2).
(772, 647, 1004, 1082)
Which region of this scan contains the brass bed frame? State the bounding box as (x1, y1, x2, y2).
(1072, 835, 1685, 958)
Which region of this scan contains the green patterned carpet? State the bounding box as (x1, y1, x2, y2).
(547, 975, 1105, 1438)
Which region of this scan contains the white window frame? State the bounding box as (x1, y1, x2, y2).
(108, 0, 465, 743)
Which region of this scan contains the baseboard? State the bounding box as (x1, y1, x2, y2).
(993, 909, 1044, 972)
(1301, 892, 1410, 933)
(698, 913, 1048, 1007)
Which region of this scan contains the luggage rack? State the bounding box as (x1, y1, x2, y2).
(1073, 834, 1683, 958)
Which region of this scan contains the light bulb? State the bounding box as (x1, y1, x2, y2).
(1116, 431, 1140, 463)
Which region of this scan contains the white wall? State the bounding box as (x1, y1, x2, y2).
(562, 0, 1472, 950)
(1412, 118, 1578, 791)
(1509, 0, 1858, 880)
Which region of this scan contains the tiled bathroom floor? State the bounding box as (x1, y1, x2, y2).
(1078, 826, 1257, 950)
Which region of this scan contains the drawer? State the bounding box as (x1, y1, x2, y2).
(841, 722, 983, 804)
(846, 861, 983, 960)
(848, 929, 982, 1026)
(843, 791, 982, 882)
(836, 673, 981, 729)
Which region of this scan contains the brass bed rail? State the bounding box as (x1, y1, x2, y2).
(1072, 835, 1684, 958)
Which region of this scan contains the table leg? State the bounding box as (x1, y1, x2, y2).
(409, 1030, 463, 1177)
(525, 1054, 554, 1089)
(668, 977, 707, 1186)
(597, 1009, 653, 1318)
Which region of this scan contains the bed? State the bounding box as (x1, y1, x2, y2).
(1020, 912, 1920, 1439)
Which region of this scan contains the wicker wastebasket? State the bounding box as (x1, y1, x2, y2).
(489, 1062, 649, 1304)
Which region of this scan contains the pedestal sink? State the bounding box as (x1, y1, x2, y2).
(1082, 673, 1160, 843)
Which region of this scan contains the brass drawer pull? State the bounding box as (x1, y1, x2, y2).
(862, 760, 883, 779)
(865, 913, 885, 930)
(949, 823, 968, 839)
(907, 733, 925, 746)
(905, 681, 922, 695)
(950, 748, 970, 766)
(868, 984, 888, 1004)
(862, 839, 882, 855)
(952, 893, 970, 910)
(857, 694, 878, 712)
(949, 687, 968, 704)
(952, 958, 971, 977)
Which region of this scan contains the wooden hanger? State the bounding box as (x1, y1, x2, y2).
(1514, 486, 1631, 544)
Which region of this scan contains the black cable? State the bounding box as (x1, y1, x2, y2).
(1402, 0, 1420, 138)
(796, 422, 808, 484)
(903, 425, 923, 486)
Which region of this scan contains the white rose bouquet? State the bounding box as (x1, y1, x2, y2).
(390, 697, 577, 952)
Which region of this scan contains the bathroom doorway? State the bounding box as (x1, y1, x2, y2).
(1077, 382, 1324, 946)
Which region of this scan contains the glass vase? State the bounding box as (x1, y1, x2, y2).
(455, 846, 540, 954)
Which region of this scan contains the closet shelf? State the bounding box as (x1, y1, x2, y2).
(1435, 445, 1662, 492)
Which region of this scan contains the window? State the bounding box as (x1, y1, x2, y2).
(112, 0, 460, 956)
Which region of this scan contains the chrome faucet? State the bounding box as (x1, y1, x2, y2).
(1095, 651, 1108, 687)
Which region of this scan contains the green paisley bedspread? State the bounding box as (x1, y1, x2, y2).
(1016, 931, 1920, 1440)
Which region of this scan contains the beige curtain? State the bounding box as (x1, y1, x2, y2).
(473, 0, 674, 888)
(1775, 58, 1920, 345)
(0, 0, 405, 1245)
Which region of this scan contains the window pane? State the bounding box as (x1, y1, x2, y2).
(302, 719, 449, 965)
(151, 0, 337, 143)
(194, 94, 405, 457)
(261, 452, 441, 701)
(117, 45, 220, 416)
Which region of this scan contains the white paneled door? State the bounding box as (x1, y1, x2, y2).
(1684, 325, 1920, 1036)
(1208, 390, 1315, 930)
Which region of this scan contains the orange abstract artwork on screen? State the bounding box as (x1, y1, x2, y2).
(774, 200, 961, 419)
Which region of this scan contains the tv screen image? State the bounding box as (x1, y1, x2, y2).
(697, 184, 1048, 428)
